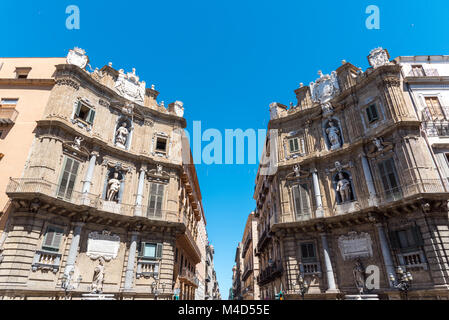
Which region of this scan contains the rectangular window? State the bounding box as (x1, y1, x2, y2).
(390, 226, 424, 253)
(300, 243, 316, 262)
(156, 137, 167, 152)
(378, 158, 401, 201)
(147, 182, 165, 218)
(425, 96, 444, 119)
(141, 242, 163, 259)
(57, 157, 80, 200)
(292, 184, 311, 220)
(42, 226, 64, 252)
(74, 101, 96, 125)
(411, 65, 425, 77)
(15, 67, 31, 79)
(366, 104, 379, 123)
(289, 138, 300, 153)
(1, 98, 18, 106)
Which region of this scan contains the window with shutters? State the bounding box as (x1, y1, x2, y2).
(140, 242, 163, 260)
(288, 137, 305, 155)
(424, 96, 444, 119)
(57, 156, 80, 200)
(292, 184, 311, 221)
(74, 101, 96, 125)
(147, 182, 165, 218)
(390, 227, 424, 253)
(300, 243, 316, 262)
(42, 226, 64, 252)
(366, 104, 379, 123)
(377, 158, 401, 201)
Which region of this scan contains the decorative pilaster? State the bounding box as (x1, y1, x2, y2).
(320, 233, 338, 292)
(63, 222, 84, 277)
(124, 232, 139, 290)
(312, 169, 324, 218)
(376, 223, 396, 288)
(134, 167, 147, 217)
(82, 150, 99, 194)
(360, 153, 378, 206)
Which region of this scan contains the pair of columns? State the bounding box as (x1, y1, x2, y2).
(315, 226, 395, 293)
(310, 153, 377, 218)
(63, 224, 139, 291)
(81, 151, 146, 217)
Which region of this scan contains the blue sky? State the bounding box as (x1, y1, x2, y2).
(2, 0, 449, 298)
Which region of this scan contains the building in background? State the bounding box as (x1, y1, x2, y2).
(0, 57, 66, 239)
(195, 217, 207, 300)
(253, 48, 449, 300)
(205, 244, 220, 300)
(231, 242, 244, 300)
(0, 48, 208, 300)
(240, 212, 260, 300)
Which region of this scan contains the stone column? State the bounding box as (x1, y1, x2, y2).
(376, 223, 396, 288)
(312, 169, 324, 218)
(134, 167, 146, 217)
(82, 151, 99, 194)
(361, 154, 378, 206)
(124, 232, 139, 290)
(64, 222, 84, 277)
(320, 233, 337, 292)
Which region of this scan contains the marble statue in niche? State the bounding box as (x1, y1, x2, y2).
(326, 120, 342, 150)
(353, 259, 366, 294)
(91, 257, 105, 294)
(336, 172, 352, 203)
(106, 171, 121, 202)
(115, 122, 129, 149)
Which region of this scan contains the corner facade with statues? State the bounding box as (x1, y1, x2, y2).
(253, 48, 449, 300)
(0, 48, 205, 300)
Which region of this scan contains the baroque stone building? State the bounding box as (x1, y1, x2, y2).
(240, 212, 260, 300)
(0, 48, 207, 300)
(253, 48, 449, 300)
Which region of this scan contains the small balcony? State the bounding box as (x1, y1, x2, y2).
(136, 259, 160, 279)
(398, 250, 428, 271)
(257, 261, 283, 286)
(31, 250, 62, 274)
(179, 268, 199, 288)
(242, 264, 253, 281)
(378, 179, 445, 205)
(0, 107, 19, 126)
(257, 229, 271, 252)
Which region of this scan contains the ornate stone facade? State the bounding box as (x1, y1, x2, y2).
(253, 48, 449, 300)
(0, 48, 208, 300)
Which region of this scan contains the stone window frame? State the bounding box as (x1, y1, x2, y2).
(15, 67, 32, 79)
(31, 222, 67, 274)
(288, 180, 313, 222)
(298, 240, 322, 276)
(283, 131, 306, 160)
(136, 241, 163, 279)
(372, 154, 402, 202)
(360, 98, 387, 132)
(152, 132, 171, 159)
(388, 222, 428, 271)
(419, 93, 447, 121)
(70, 97, 96, 132)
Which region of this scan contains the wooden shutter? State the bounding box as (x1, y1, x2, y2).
(43, 227, 63, 251)
(412, 226, 424, 247)
(389, 231, 400, 249)
(156, 243, 163, 258)
(57, 157, 80, 200)
(87, 109, 96, 125)
(293, 184, 311, 219)
(378, 159, 399, 196)
(148, 183, 165, 217)
(75, 102, 81, 117)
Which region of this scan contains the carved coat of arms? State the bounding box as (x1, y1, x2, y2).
(368, 47, 390, 69)
(310, 71, 340, 105)
(66, 47, 89, 69)
(114, 68, 146, 104)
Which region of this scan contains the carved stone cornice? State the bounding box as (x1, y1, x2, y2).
(55, 78, 80, 90)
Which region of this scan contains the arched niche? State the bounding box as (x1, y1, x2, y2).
(113, 116, 134, 150)
(332, 170, 356, 204)
(322, 117, 344, 151)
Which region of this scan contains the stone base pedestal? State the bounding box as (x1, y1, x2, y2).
(345, 294, 379, 300)
(81, 293, 115, 300)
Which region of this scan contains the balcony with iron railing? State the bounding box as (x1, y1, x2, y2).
(257, 261, 283, 286)
(242, 263, 253, 281)
(421, 107, 449, 137)
(242, 234, 252, 257)
(407, 68, 440, 78)
(179, 268, 200, 288)
(0, 107, 19, 126)
(6, 178, 181, 223)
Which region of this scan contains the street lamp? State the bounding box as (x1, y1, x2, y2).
(297, 273, 309, 300)
(390, 266, 413, 300)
